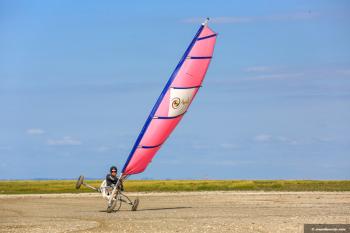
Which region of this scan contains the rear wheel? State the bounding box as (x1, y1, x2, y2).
(131, 198, 139, 211)
(75, 175, 84, 189)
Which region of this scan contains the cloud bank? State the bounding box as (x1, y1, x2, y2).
(26, 128, 45, 135)
(183, 11, 320, 24)
(47, 136, 82, 146)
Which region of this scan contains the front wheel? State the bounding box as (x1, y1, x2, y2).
(106, 195, 122, 213)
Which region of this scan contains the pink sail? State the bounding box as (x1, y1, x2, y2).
(122, 20, 217, 175)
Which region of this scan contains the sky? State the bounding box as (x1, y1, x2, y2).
(0, 0, 349, 180)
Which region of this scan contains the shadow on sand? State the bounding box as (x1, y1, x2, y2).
(137, 206, 192, 211)
(99, 206, 192, 213)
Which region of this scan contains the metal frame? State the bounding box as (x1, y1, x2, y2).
(76, 175, 138, 213)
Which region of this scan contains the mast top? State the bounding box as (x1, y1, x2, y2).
(202, 17, 210, 26)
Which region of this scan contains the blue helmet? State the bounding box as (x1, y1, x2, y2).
(110, 166, 117, 173)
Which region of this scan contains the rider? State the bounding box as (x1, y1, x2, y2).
(106, 166, 124, 191)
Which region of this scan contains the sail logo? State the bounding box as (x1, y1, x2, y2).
(171, 97, 181, 109)
(168, 88, 196, 117)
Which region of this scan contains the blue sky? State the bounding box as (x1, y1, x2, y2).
(0, 0, 349, 179)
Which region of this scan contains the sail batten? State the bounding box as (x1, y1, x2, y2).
(197, 33, 217, 40)
(121, 21, 217, 176)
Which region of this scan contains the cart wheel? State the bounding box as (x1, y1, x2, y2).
(106, 196, 122, 213)
(106, 199, 116, 213)
(131, 198, 139, 211)
(76, 175, 84, 189)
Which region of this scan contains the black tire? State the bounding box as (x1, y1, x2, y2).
(106, 197, 122, 213)
(131, 198, 139, 211)
(106, 199, 117, 213)
(76, 175, 84, 189)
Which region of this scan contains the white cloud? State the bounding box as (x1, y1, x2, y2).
(276, 136, 299, 145)
(0, 145, 11, 151)
(182, 11, 319, 24)
(96, 146, 110, 152)
(254, 134, 272, 142)
(336, 69, 350, 76)
(116, 144, 128, 150)
(192, 142, 239, 150)
(276, 136, 289, 142)
(254, 134, 301, 145)
(207, 16, 253, 24)
(266, 11, 320, 21)
(317, 137, 334, 143)
(245, 66, 271, 73)
(220, 143, 239, 149)
(200, 160, 255, 167)
(47, 136, 82, 146)
(157, 160, 181, 165)
(26, 128, 45, 135)
(191, 143, 210, 150)
(237, 67, 350, 83)
(248, 72, 305, 81)
(182, 16, 253, 24)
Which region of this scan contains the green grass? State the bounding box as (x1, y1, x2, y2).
(1, 180, 350, 194)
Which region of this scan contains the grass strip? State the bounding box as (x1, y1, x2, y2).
(1, 180, 350, 194)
